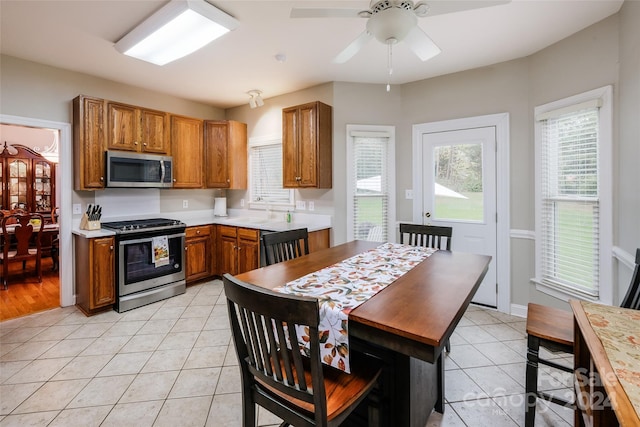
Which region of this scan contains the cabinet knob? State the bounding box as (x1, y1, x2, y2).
(143, 142, 147, 146)
(173, 179, 177, 182)
(185, 246, 188, 251)
(134, 141, 138, 145)
(196, 230, 200, 234)
(109, 246, 114, 251)
(226, 179, 230, 183)
(100, 177, 104, 182)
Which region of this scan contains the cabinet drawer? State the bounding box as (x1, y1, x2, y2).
(219, 225, 238, 238)
(238, 227, 259, 241)
(186, 225, 211, 238)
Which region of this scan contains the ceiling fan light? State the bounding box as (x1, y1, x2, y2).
(366, 7, 417, 43)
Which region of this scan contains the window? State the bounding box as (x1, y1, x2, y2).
(346, 125, 395, 242)
(249, 136, 293, 207)
(534, 86, 612, 302)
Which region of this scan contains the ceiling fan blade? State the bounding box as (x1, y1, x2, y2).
(290, 8, 362, 19)
(424, 0, 510, 17)
(403, 27, 441, 61)
(333, 31, 373, 64)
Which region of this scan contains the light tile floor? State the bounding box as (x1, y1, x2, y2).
(0, 279, 575, 427)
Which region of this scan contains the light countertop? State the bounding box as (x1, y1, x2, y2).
(72, 209, 332, 238)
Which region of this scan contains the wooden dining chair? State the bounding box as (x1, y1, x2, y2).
(223, 273, 383, 427)
(399, 223, 453, 250)
(525, 248, 640, 427)
(262, 228, 310, 266)
(399, 223, 454, 351)
(0, 212, 44, 290)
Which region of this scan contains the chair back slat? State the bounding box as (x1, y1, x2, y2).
(399, 223, 453, 250)
(621, 248, 640, 310)
(262, 228, 310, 266)
(223, 274, 325, 414)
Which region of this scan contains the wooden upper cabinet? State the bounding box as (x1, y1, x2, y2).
(171, 115, 203, 189)
(107, 102, 169, 154)
(282, 101, 332, 188)
(204, 120, 247, 189)
(73, 95, 106, 190)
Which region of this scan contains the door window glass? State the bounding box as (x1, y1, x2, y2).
(433, 143, 483, 222)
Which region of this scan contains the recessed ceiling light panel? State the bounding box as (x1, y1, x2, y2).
(115, 0, 239, 66)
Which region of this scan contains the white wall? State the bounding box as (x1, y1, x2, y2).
(616, 0, 640, 298)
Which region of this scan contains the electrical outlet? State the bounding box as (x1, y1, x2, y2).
(182, 200, 188, 208)
(295, 200, 306, 210)
(308, 201, 315, 211)
(405, 189, 414, 199)
(240, 199, 245, 207)
(73, 203, 82, 214)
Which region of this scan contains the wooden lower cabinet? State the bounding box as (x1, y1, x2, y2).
(185, 225, 215, 283)
(308, 228, 330, 252)
(74, 235, 115, 316)
(217, 225, 260, 276)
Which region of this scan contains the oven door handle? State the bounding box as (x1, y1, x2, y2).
(118, 232, 185, 246)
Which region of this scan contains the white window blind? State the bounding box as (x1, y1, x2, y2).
(539, 107, 600, 296)
(249, 142, 292, 205)
(351, 134, 390, 242)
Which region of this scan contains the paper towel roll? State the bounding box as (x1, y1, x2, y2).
(214, 197, 227, 216)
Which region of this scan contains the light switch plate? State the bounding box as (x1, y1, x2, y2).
(296, 200, 306, 210)
(182, 200, 188, 208)
(73, 203, 82, 214)
(405, 189, 413, 199)
(308, 201, 314, 211)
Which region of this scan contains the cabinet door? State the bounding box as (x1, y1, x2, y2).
(219, 234, 238, 275)
(107, 102, 138, 151)
(297, 103, 318, 187)
(33, 160, 53, 213)
(282, 107, 299, 187)
(204, 121, 230, 188)
(171, 115, 203, 188)
(186, 236, 211, 282)
(237, 227, 260, 273)
(140, 109, 169, 154)
(227, 121, 247, 189)
(92, 237, 115, 309)
(8, 159, 29, 210)
(73, 96, 106, 189)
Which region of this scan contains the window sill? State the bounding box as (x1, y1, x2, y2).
(531, 278, 600, 303)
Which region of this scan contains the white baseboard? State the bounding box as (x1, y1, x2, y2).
(510, 303, 528, 319)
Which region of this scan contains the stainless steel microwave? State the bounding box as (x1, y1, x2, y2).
(106, 151, 173, 188)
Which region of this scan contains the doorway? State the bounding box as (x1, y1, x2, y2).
(0, 114, 73, 318)
(412, 113, 510, 313)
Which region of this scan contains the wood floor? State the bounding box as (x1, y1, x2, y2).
(0, 257, 60, 322)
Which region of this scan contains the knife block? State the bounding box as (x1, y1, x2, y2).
(79, 213, 101, 231)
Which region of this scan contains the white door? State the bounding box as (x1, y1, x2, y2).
(422, 127, 497, 307)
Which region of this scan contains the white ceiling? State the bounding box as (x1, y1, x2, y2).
(0, 0, 624, 109)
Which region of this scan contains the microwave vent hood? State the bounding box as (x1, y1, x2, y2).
(106, 151, 173, 188)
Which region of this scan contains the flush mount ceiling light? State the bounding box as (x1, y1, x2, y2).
(115, 0, 239, 66)
(247, 90, 264, 109)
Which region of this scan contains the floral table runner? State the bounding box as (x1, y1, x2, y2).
(581, 301, 640, 418)
(274, 242, 436, 373)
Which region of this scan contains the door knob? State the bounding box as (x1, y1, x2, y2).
(425, 212, 431, 218)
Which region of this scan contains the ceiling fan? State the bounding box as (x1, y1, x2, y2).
(291, 0, 510, 64)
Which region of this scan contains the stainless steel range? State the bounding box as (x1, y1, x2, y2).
(102, 218, 186, 312)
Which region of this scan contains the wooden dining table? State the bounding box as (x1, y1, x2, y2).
(235, 240, 491, 427)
